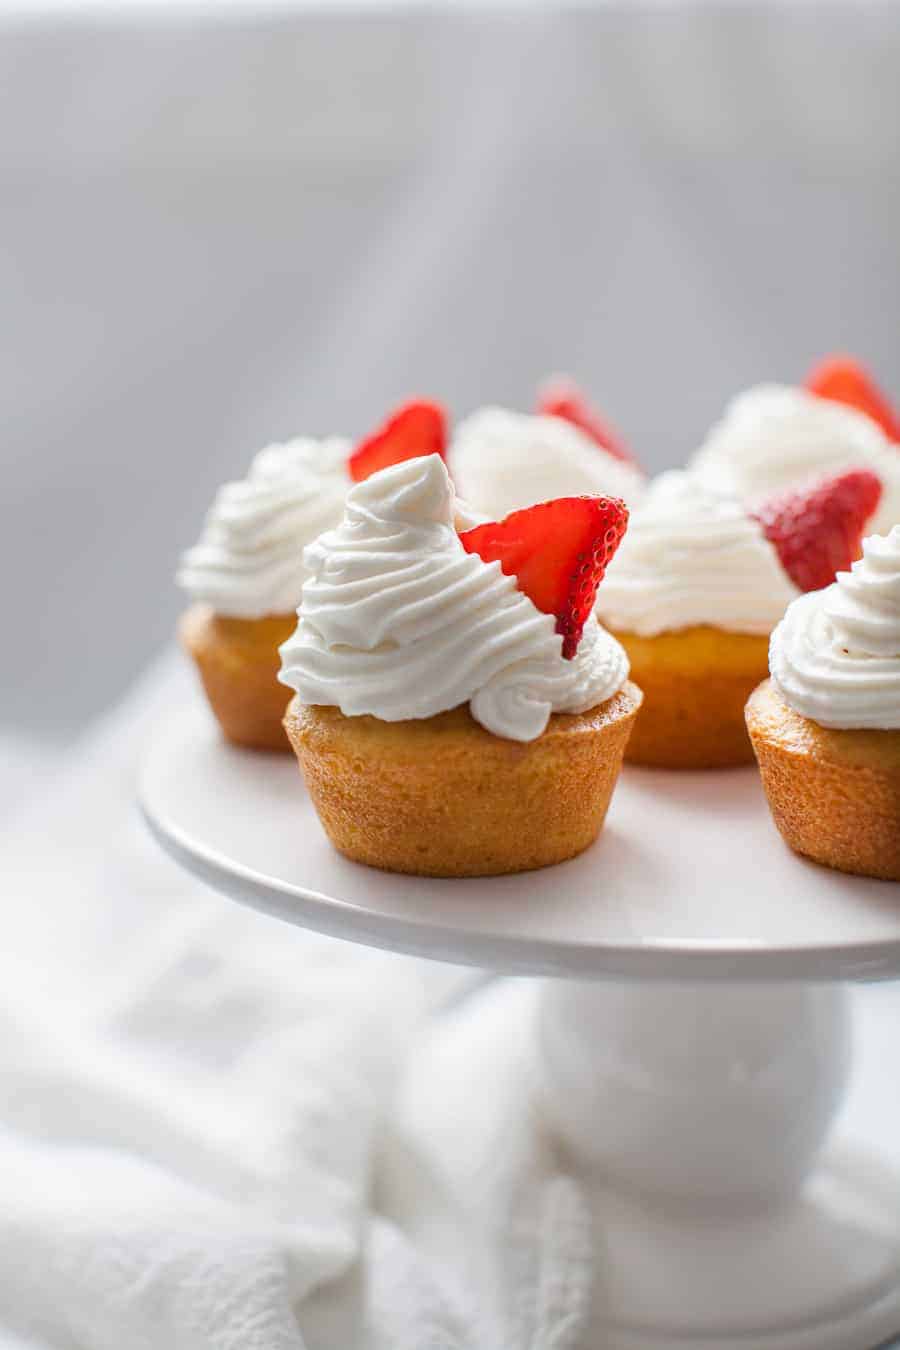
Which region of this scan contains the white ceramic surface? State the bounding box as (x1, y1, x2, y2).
(530, 979, 900, 1350)
(139, 702, 900, 983)
(538, 981, 852, 1206)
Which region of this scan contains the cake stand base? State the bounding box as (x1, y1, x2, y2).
(537, 981, 900, 1350)
(584, 1172, 900, 1350)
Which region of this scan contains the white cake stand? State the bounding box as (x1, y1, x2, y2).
(140, 703, 900, 1350)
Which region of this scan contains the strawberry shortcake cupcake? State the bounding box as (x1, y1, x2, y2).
(690, 356, 900, 536)
(278, 454, 641, 876)
(178, 400, 446, 750)
(596, 467, 883, 769)
(747, 526, 900, 881)
(450, 377, 645, 519)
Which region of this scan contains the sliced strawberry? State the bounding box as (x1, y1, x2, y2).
(349, 400, 447, 483)
(460, 496, 629, 658)
(804, 355, 900, 442)
(536, 375, 639, 468)
(750, 468, 883, 593)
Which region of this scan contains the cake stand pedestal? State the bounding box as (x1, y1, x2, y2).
(140, 705, 900, 1350)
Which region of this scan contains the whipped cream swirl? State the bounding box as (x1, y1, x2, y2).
(690, 384, 900, 535)
(595, 470, 798, 637)
(769, 527, 900, 729)
(278, 455, 629, 742)
(451, 406, 644, 519)
(177, 437, 350, 618)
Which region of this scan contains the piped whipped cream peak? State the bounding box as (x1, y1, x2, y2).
(690, 384, 900, 535)
(450, 406, 645, 520)
(595, 470, 799, 637)
(770, 527, 900, 730)
(177, 436, 350, 618)
(278, 454, 630, 742)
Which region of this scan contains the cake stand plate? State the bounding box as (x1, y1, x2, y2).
(139, 703, 900, 985)
(140, 704, 900, 1350)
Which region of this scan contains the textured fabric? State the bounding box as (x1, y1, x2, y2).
(0, 655, 453, 1350)
(381, 980, 597, 1349)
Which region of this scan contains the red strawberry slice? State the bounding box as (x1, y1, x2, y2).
(804, 355, 900, 443)
(460, 496, 629, 658)
(349, 400, 447, 483)
(750, 468, 883, 593)
(536, 375, 639, 469)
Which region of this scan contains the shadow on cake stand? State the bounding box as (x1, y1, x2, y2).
(141, 703, 900, 1350)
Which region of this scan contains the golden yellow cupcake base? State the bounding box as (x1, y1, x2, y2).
(746, 679, 900, 882)
(180, 604, 297, 752)
(283, 684, 643, 877)
(608, 625, 770, 769)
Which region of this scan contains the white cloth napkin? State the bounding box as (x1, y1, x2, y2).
(380, 979, 597, 1350)
(0, 654, 463, 1350)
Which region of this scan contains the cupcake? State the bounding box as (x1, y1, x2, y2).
(690, 359, 899, 536)
(451, 377, 644, 520)
(278, 454, 641, 876)
(595, 467, 882, 769)
(178, 400, 446, 750)
(746, 527, 900, 881)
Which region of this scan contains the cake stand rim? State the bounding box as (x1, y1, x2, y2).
(139, 752, 900, 984)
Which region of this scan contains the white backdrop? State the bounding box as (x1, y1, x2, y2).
(2, 1, 899, 741)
